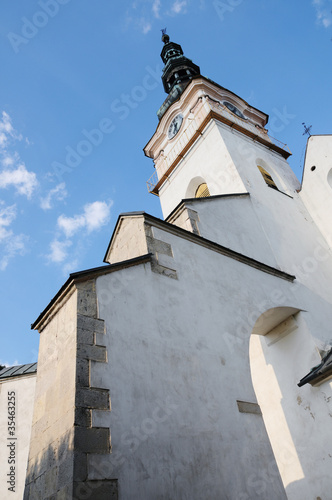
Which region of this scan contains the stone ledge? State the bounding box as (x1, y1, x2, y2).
(73, 451, 88, 481)
(146, 235, 173, 257)
(151, 261, 178, 279)
(74, 407, 92, 427)
(77, 344, 107, 362)
(73, 479, 118, 500)
(237, 400, 262, 415)
(76, 388, 110, 410)
(92, 409, 112, 428)
(76, 358, 90, 387)
(77, 281, 97, 318)
(74, 427, 110, 454)
(77, 315, 105, 334)
(77, 327, 95, 345)
(95, 331, 107, 346)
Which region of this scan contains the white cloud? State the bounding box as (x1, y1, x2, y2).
(0, 201, 28, 270)
(84, 201, 112, 232)
(171, 0, 187, 14)
(2, 153, 17, 168)
(312, 0, 332, 27)
(57, 201, 112, 238)
(0, 113, 35, 268)
(125, 0, 191, 34)
(58, 214, 86, 238)
(0, 112, 38, 199)
(40, 182, 67, 210)
(0, 164, 38, 199)
(0, 233, 28, 270)
(47, 201, 112, 272)
(0, 112, 14, 148)
(140, 18, 152, 34)
(48, 239, 72, 263)
(0, 202, 16, 241)
(152, 0, 161, 18)
(0, 360, 19, 368)
(63, 259, 79, 276)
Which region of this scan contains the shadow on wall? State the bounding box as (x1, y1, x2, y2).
(23, 432, 118, 500)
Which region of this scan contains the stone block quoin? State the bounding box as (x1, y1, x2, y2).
(74, 280, 114, 492)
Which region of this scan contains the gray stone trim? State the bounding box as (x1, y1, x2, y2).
(166, 204, 200, 235)
(237, 400, 262, 415)
(145, 224, 178, 279)
(73, 479, 118, 500)
(73, 281, 117, 497)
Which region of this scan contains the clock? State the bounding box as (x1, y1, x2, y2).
(168, 114, 183, 139)
(223, 101, 246, 120)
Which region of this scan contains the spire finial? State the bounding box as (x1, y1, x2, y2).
(161, 28, 170, 44)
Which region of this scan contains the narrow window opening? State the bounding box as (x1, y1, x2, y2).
(257, 165, 278, 191)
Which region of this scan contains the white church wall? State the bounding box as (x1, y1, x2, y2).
(212, 125, 332, 303)
(24, 291, 78, 499)
(250, 310, 332, 500)
(159, 119, 332, 306)
(300, 135, 332, 244)
(155, 117, 332, 305)
(0, 373, 36, 500)
(218, 122, 300, 196)
(88, 222, 314, 499)
(158, 120, 248, 218)
(182, 194, 279, 269)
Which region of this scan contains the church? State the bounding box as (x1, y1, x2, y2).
(1, 33, 332, 500)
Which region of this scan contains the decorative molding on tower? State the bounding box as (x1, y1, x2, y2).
(145, 77, 291, 197)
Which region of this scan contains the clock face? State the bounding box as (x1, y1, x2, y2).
(223, 101, 246, 120)
(168, 114, 183, 139)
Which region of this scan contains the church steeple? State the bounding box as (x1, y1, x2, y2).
(160, 31, 200, 94)
(157, 31, 201, 120)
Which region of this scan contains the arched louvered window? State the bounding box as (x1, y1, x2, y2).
(195, 183, 210, 198)
(257, 165, 278, 191)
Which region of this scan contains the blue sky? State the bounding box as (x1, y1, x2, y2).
(0, 0, 331, 366)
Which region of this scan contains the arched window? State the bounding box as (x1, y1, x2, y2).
(257, 165, 278, 191)
(195, 183, 210, 198)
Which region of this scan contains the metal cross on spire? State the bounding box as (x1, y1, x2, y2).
(302, 122, 312, 137)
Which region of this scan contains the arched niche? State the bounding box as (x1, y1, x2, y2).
(185, 176, 208, 199)
(251, 306, 301, 336)
(327, 168, 332, 189)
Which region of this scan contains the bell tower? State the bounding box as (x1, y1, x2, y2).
(158, 30, 201, 120)
(144, 33, 296, 222)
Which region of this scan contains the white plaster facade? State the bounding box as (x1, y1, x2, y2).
(0, 370, 36, 500)
(5, 39, 332, 500)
